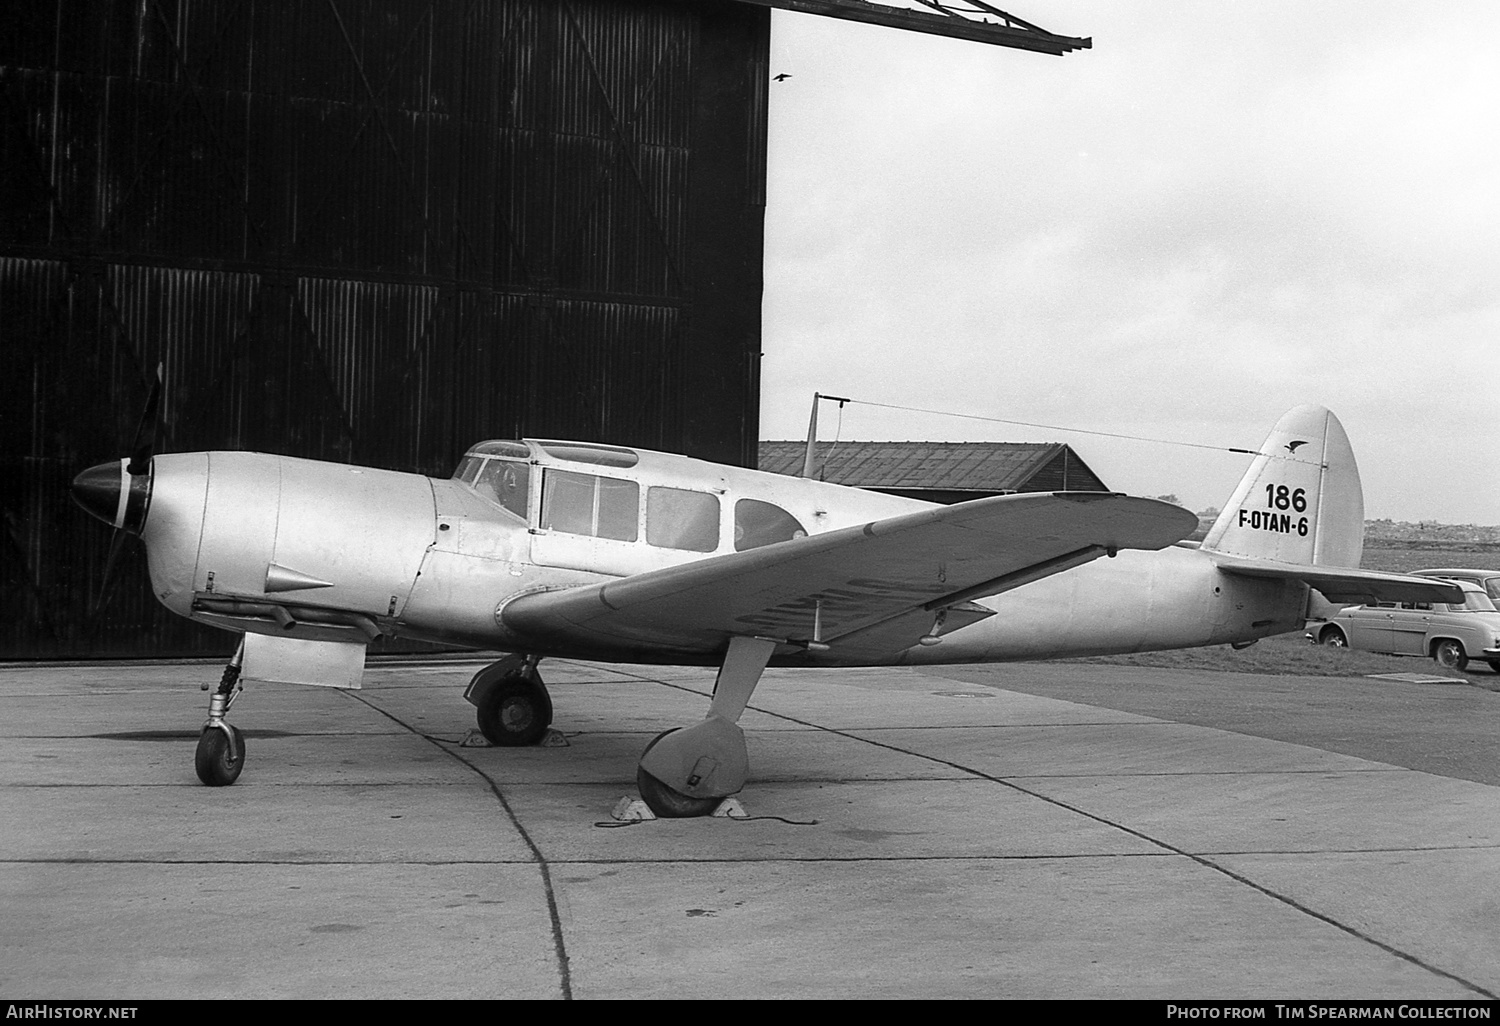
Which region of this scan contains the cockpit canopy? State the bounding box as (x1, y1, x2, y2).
(451, 439, 806, 553)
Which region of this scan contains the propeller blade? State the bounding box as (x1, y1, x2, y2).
(91, 525, 130, 619)
(126, 363, 163, 476)
(89, 363, 161, 620)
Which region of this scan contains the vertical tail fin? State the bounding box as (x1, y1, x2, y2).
(1200, 405, 1364, 568)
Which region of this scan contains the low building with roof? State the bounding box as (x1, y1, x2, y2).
(757, 441, 1110, 505)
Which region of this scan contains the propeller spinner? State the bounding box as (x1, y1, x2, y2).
(71, 457, 153, 533)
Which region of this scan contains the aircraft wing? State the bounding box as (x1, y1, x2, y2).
(1211, 555, 1465, 605)
(501, 492, 1197, 659)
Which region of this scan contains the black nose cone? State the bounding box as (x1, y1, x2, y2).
(72, 462, 124, 527)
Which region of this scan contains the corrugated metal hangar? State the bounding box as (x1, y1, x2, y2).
(1, 1, 1088, 658)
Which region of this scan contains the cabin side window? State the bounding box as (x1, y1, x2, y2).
(541, 470, 639, 542)
(734, 499, 807, 551)
(647, 487, 720, 552)
(475, 458, 531, 520)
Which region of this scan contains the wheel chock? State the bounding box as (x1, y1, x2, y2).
(611, 796, 657, 822)
(461, 728, 569, 748)
(711, 798, 747, 819)
(609, 796, 744, 822)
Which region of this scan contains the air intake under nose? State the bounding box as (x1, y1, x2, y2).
(71, 459, 152, 533)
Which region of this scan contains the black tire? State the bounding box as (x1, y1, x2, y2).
(1432, 639, 1468, 672)
(195, 725, 244, 786)
(1487, 660, 1500, 674)
(636, 729, 720, 819)
(1319, 626, 1348, 648)
(475, 673, 552, 747)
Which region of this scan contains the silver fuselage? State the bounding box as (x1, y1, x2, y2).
(136, 446, 1305, 665)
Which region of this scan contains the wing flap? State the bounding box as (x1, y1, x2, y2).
(807, 601, 996, 662)
(1213, 555, 1465, 605)
(502, 492, 1196, 658)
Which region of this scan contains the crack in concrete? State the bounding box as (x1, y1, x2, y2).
(343, 689, 574, 1000)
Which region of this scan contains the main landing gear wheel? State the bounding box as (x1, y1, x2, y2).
(476, 673, 553, 747)
(636, 729, 720, 819)
(1433, 640, 1468, 672)
(195, 725, 245, 786)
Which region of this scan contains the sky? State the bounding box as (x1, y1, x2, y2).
(758, 1, 1500, 524)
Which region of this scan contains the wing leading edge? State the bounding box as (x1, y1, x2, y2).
(501, 491, 1198, 661)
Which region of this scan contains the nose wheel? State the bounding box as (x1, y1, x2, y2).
(195, 724, 245, 786)
(195, 640, 246, 786)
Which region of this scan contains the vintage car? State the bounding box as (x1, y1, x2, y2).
(1309, 579, 1500, 672)
(1412, 567, 1500, 606)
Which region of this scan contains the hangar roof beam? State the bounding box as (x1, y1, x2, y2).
(731, 0, 1091, 54)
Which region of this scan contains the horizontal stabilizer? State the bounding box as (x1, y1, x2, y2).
(1212, 555, 1464, 606)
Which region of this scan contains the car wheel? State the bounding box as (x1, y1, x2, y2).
(1432, 639, 1468, 672)
(1319, 626, 1348, 648)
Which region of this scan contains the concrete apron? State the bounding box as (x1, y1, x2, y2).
(1, 658, 1495, 999)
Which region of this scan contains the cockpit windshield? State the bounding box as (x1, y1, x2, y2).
(451, 456, 483, 485)
(453, 444, 533, 521)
